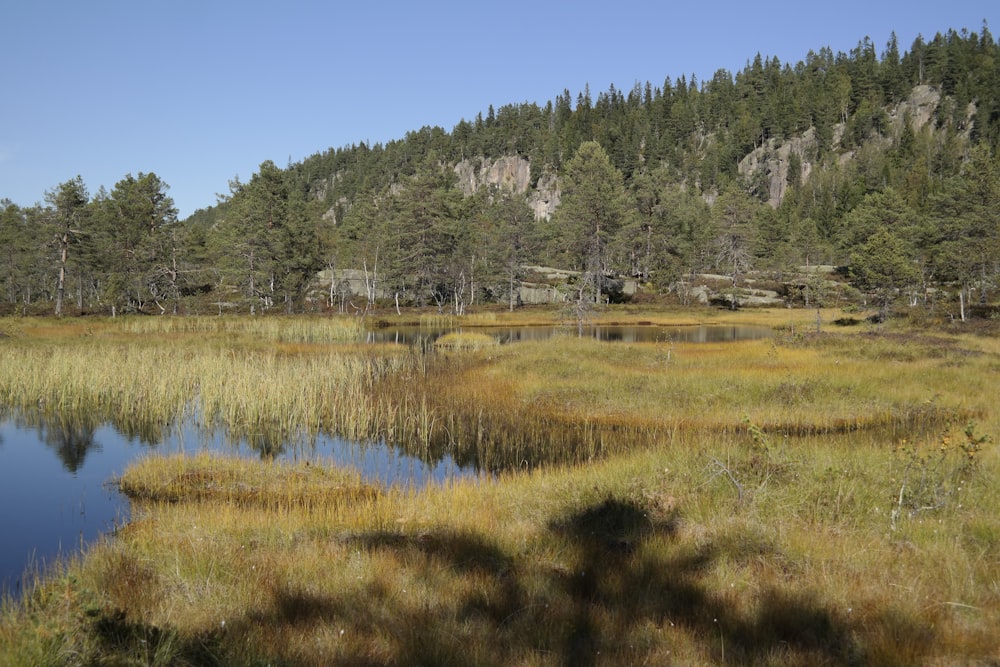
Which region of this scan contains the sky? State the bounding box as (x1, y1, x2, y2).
(1, 1, 995, 219)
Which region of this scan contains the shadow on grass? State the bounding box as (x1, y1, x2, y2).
(89, 608, 225, 666)
(86, 497, 938, 666)
(546, 498, 867, 666)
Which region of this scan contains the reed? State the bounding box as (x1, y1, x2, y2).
(0, 314, 365, 345)
(432, 331, 499, 351)
(1, 310, 998, 664)
(0, 321, 426, 452)
(417, 313, 458, 329)
(117, 314, 365, 343)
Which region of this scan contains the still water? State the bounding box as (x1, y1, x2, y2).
(1, 324, 772, 594)
(0, 417, 472, 595)
(365, 323, 774, 344)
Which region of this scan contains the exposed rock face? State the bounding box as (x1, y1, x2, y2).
(738, 86, 946, 209)
(454, 156, 560, 220)
(527, 171, 560, 220)
(891, 84, 941, 131)
(320, 155, 562, 224)
(738, 130, 818, 208)
(454, 155, 532, 195)
(321, 197, 348, 224)
(312, 170, 343, 203)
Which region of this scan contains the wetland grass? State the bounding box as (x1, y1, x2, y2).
(426, 329, 983, 466)
(1, 309, 999, 664)
(432, 331, 500, 351)
(4, 426, 997, 665)
(116, 314, 366, 344)
(0, 317, 422, 449)
(117, 453, 380, 508)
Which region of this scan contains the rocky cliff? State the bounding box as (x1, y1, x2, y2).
(737, 85, 946, 208)
(453, 155, 560, 220)
(318, 85, 955, 224)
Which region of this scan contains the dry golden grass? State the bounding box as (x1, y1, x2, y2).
(6, 428, 997, 665)
(432, 331, 500, 350)
(118, 453, 380, 508)
(0, 318, 421, 447)
(1, 308, 999, 665)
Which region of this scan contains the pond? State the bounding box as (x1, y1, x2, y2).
(0, 324, 772, 595)
(0, 415, 474, 596)
(366, 323, 774, 345)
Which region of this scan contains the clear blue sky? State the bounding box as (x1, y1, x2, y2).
(1, 0, 994, 218)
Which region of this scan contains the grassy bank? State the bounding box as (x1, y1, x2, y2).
(1, 308, 999, 665)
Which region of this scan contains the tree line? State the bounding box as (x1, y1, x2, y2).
(2, 25, 999, 317)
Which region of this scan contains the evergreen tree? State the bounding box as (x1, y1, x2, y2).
(835, 187, 919, 261)
(880, 32, 908, 103)
(711, 185, 759, 309)
(0, 201, 39, 309)
(273, 185, 325, 312)
(479, 188, 536, 311)
(615, 165, 687, 287)
(381, 163, 467, 309)
(850, 228, 920, 320)
(549, 141, 627, 303)
(924, 144, 1000, 318)
(218, 161, 295, 312)
(44, 176, 90, 316)
(97, 172, 179, 313)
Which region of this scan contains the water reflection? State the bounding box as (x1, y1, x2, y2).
(365, 324, 773, 345)
(39, 416, 99, 475)
(1, 324, 772, 595)
(0, 412, 478, 596)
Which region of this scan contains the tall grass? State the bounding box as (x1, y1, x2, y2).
(410, 328, 987, 469)
(1, 310, 998, 664)
(0, 318, 423, 452)
(0, 313, 991, 468)
(118, 314, 365, 343)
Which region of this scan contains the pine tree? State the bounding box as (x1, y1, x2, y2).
(0, 201, 39, 309)
(480, 188, 536, 311)
(44, 176, 90, 316)
(850, 228, 920, 320)
(97, 172, 179, 313)
(711, 185, 758, 309)
(218, 161, 292, 312)
(550, 141, 628, 303)
(924, 145, 1000, 318)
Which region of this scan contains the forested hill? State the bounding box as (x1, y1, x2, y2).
(3, 26, 1000, 317)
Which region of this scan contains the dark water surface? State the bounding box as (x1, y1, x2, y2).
(1, 324, 771, 595)
(365, 323, 774, 344)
